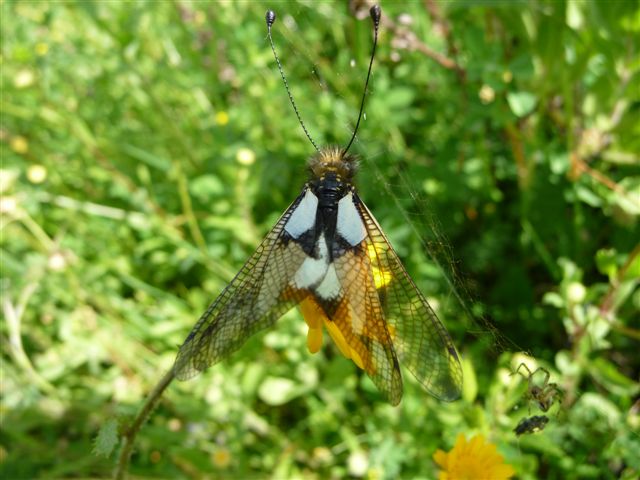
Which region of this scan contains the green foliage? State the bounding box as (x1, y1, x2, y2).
(1, 1, 639, 479)
(94, 418, 120, 459)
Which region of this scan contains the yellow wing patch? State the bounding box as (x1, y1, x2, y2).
(367, 243, 392, 289)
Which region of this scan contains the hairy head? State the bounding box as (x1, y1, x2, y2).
(308, 146, 359, 183)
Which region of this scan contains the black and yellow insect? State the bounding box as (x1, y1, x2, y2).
(173, 5, 462, 406)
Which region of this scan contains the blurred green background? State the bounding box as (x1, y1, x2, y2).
(2, 1, 639, 478)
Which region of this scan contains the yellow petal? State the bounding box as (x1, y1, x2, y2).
(433, 433, 515, 480)
(454, 433, 467, 450)
(492, 464, 516, 479)
(468, 434, 483, 455)
(432, 449, 448, 469)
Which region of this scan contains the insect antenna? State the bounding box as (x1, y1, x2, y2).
(265, 10, 320, 153)
(344, 5, 381, 155)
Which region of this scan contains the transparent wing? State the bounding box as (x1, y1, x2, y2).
(174, 191, 310, 380)
(353, 193, 463, 401)
(332, 250, 403, 405)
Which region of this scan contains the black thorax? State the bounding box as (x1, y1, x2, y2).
(311, 173, 349, 256)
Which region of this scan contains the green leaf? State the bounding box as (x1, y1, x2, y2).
(543, 291, 565, 308)
(121, 143, 171, 171)
(507, 91, 537, 117)
(385, 88, 415, 110)
(590, 358, 640, 397)
(258, 377, 302, 406)
(462, 355, 478, 403)
(596, 248, 618, 280)
(612, 177, 640, 216)
(93, 418, 120, 458)
(190, 174, 225, 201)
(576, 185, 604, 207)
(612, 278, 639, 312)
(624, 252, 640, 280)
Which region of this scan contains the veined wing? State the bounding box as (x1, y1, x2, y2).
(351, 192, 463, 401)
(331, 247, 403, 405)
(174, 189, 312, 380)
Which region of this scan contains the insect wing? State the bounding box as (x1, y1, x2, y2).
(332, 245, 403, 405)
(174, 190, 310, 380)
(352, 193, 463, 401)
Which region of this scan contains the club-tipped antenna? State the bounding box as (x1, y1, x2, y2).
(266, 10, 320, 153)
(344, 5, 381, 155)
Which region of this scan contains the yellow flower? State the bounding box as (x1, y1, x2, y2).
(10, 135, 29, 154)
(212, 447, 231, 468)
(215, 111, 229, 126)
(35, 42, 49, 56)
(433, 434, 515, 480)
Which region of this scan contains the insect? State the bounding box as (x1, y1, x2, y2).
(513, 363, 563, 413)
(172, 5, 462, 406)
(513, 415, 549, 436)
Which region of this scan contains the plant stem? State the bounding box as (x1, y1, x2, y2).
(114, 369, 175, 480)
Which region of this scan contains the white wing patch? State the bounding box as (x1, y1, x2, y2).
(337, 192, 367, 246)
(284, 188, 318, 238)
(289, 192, 363, 299)
(315, 264, 341, 300)
(293, 233, 329, 289)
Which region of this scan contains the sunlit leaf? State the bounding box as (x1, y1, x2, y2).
(507, 91, 537, 117)
(258, 377, 303, 406)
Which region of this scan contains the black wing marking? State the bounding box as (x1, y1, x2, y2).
(174, 190, 311, 380)
(352, 193, 463, 401)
